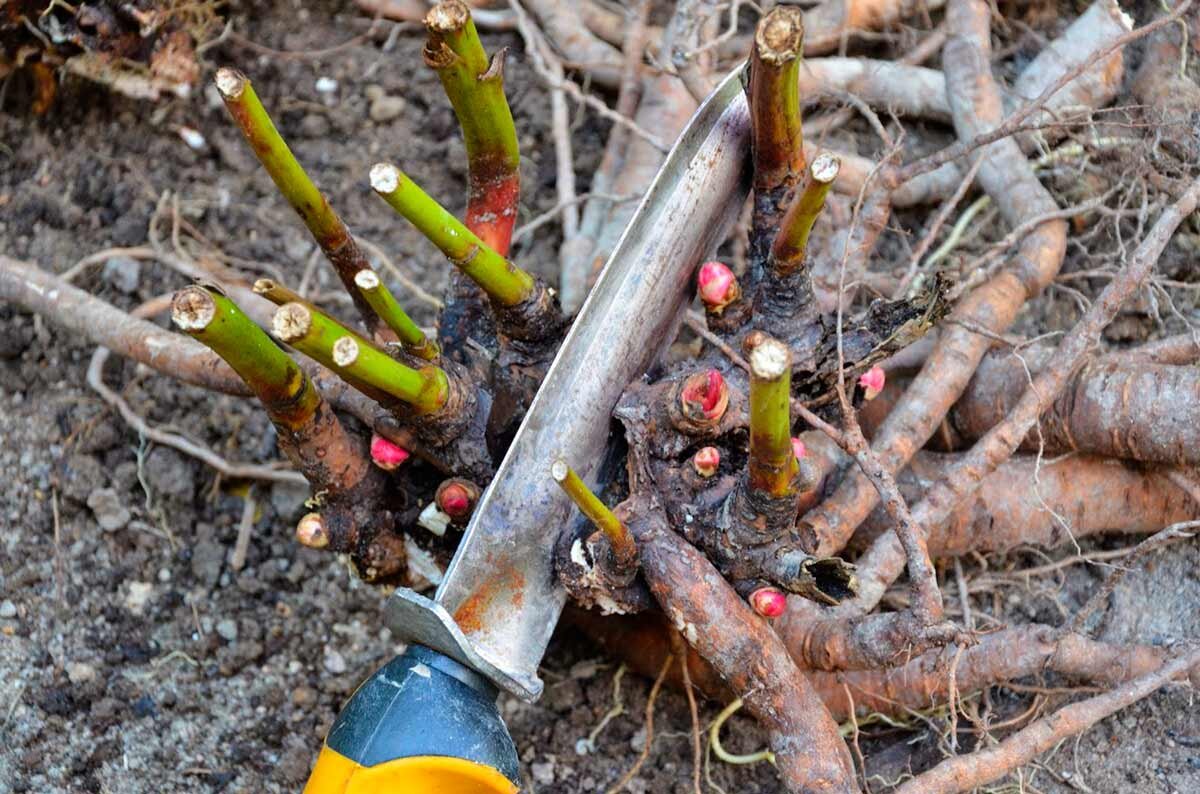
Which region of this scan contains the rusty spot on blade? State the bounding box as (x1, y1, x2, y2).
(453, 565, 525, 634)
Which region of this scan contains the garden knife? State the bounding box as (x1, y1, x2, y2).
(303, 64, 753, 793)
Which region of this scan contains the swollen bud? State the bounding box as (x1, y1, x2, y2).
(858, 365, 885, 401)
(749, 586, 787, 618)
(370, 434, 411, 471)
(296, 513, 329, 549)
(679, 369, 730, 424)
(697, 261, 740, 312)
(693, 446, 721, 478)
(436, 479, 479, 521)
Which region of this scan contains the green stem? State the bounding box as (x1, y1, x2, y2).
(424, 0, 520, 255)
(214, 68, 383, 334)
(748, 6, 805, 199)
(552, 459, 638, 571)
(747, 336, 797, 498)
(370, 163, 535, 307)
(173, 285, 320, 429)
(272, 302, 448, 414)
(353, 269, 440, 361)
(770, 153, 840, 274)
(253, 278, 306, 307)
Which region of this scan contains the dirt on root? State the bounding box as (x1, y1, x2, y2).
(1, 1, 1199, 793)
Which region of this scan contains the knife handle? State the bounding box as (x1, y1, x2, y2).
(303, 645, 519, 793)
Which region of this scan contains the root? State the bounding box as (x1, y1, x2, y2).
(893, 646, 1200, 794)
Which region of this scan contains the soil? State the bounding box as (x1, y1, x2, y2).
(1, 2, 1199, 793)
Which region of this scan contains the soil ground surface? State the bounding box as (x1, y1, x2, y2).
(2, 2, 1199, 793)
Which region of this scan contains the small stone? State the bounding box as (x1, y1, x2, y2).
(292, 686, 317, 707)
(215, 618, 239, 642)
(298, 114, 330, 139)
(323, 647, 347, 674)
(531, 760, 555, 786)
(144, 447, 193, 502)
(60, 454, 106, 503)
(87, 488, 131, 532)
(178, 126, 206, 151)
(124, 582, 154, 615)
(102, 256, 142, 294)
(369, 95, 406, 123)
(0, 600, 16, 619)
(315, 76, 338, 94)
(270, 481, 310, 518)
(66, 662, 97, 685)
(364, 84, 385, 102)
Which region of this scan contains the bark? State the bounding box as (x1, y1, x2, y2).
(950, 351, 1200, 466)
(864, 452, 1200, 557)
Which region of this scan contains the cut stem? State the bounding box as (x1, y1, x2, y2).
(747, 337, 797, 498)
(424, 0, 520, 255)
(353, 269, 440, 360)
(272, 302, 449, 415)
(172, 285, 369, 494)
(771, 153, 840, 274)
(370, 162, 535, 307)
(214, 68, 384, 335)
(173, 286, 319, 429)
(552, 459, 639, 571)
(748, 6, 806, 202)
(253, 278, 306, 307)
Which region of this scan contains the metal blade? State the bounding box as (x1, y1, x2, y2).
(385, 66, 752, 701)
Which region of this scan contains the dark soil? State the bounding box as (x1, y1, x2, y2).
(2, 2, 1199, 793)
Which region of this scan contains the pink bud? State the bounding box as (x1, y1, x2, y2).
(693, 446, 721, 477)
(792, 438, 807, 461)
(436, 481, 474, 519)
(680, 369, 729, 423)
(750, 587, 787, 618)
(370, 434, 410, 470)
(858, 365, 885, 401)
(697, 261, 739, 311)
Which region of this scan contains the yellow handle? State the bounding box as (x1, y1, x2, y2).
(304, 746, 518, 794)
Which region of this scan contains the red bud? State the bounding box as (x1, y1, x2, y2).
(693, 446, 721, 477)
(792, 437, 807, 461)
(858, 365, 885, 401)
(370, 434, 411, 470)
(680, 369, 729, 423)
(750, 587, 787, 618)
(697, 261, 739, 311)
(436, 481, 475, 520)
